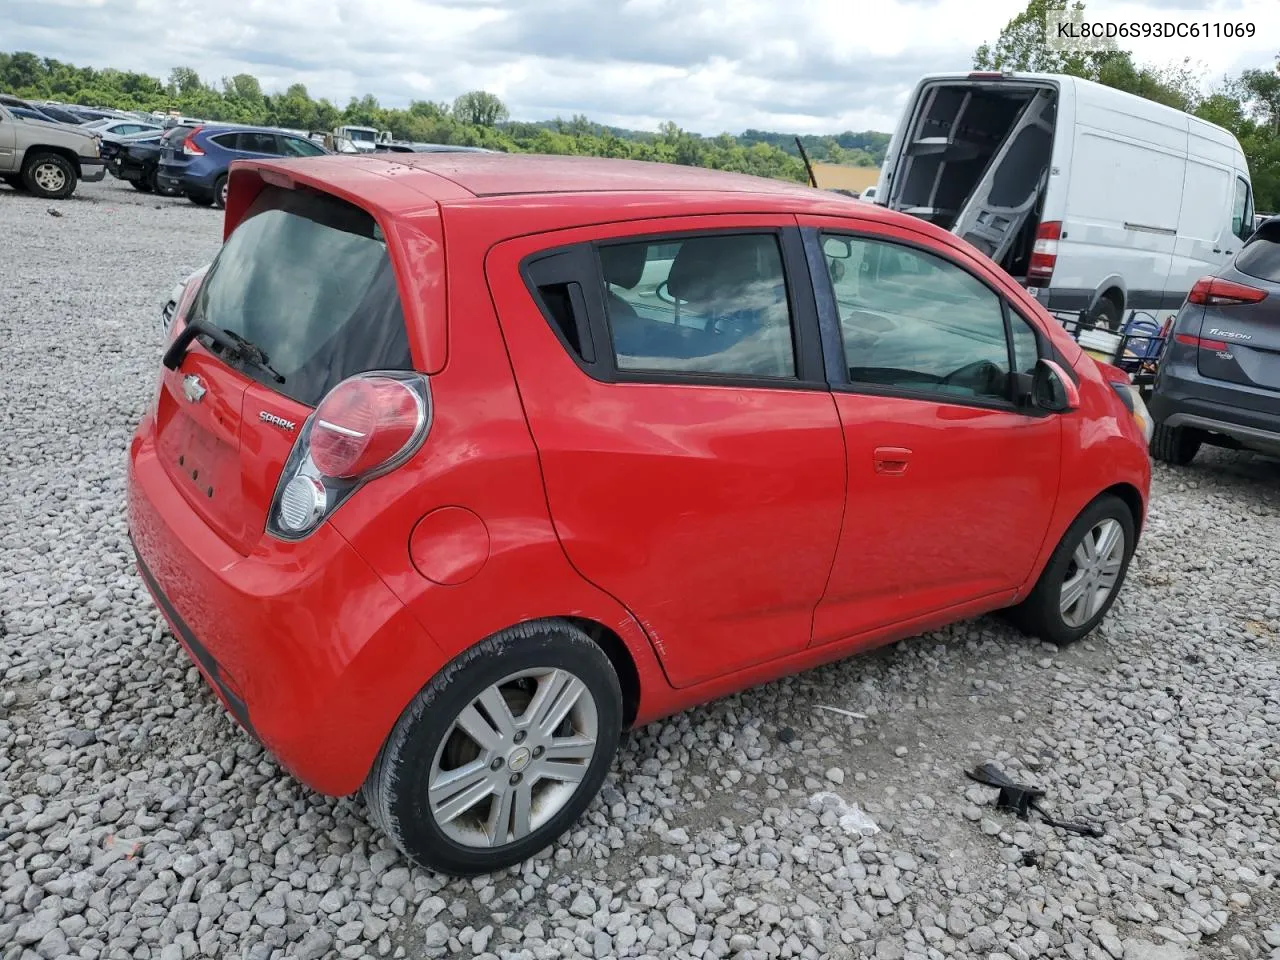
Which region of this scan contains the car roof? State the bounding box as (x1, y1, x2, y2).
(351, 152, 822, 198)
(198, 124, 304, 135)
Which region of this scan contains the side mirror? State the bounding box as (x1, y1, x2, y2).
(1032, 358, 1079, 413)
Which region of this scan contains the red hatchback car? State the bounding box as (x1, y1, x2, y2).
(128, 153, 1151, 874)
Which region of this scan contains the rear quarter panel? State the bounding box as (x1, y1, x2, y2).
(326, 201, 669, 725)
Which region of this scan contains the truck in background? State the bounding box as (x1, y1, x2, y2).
(875, 71, 1254, 331)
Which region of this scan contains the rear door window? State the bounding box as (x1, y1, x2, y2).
(598, 233, 797, 378)
(1236, 231, 1280, 283)
(186, 186, 413, 405)
(211, 133, 239, 150)
(238, 132, 279, 154)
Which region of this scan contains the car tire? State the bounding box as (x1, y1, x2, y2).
(131, 178, 154, 193)
(213, 174, 228, 209)
(363, 620, 623, 876)
(1088, 296, 1121, 331)
(188, 191, 214, 207)
(1006, 494, 1136, 647)
(1149, 422, 1201, 466)
(22, 152, 77, 200)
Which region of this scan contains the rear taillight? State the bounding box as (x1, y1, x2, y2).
(1186, 276, 1267, 306)
(268, 373, 431, 539)
(1027, 221, 1061, 287)
(183, 127, 204, 156)
(1174, 333, 1228, 352)
(310, 377, 423, 479)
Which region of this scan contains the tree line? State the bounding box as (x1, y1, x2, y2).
(975, 0, 1280, 211)
(0, 52, 892, 184)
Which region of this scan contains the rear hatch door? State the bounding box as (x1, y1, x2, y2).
(157, 183, 416, 554)
(1196, 239, 1280, 408)
(158, 125, 195, 173)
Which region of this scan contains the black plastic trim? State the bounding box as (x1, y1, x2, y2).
(132, 542, 257, 739)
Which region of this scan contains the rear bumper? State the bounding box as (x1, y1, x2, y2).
(127, 418, 444, 795)
(1150, 369, 1280, 454)
(80, 160, 106, 183)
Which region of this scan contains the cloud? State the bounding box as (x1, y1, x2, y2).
(3, 0, 1275, 136)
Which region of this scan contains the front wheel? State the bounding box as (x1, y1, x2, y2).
(1007, 494, 1136, 646)
(22, 152, 77, 200)
(363, 620, 623, 875)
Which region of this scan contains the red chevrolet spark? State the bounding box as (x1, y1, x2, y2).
(128, 153, 1151, 875)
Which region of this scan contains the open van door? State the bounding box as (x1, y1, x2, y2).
(951, 89, 1056, 266)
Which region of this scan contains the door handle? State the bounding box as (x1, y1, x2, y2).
(874, 446, 912, 476)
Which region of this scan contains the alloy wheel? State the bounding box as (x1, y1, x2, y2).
(1059, 518, 1126, 627)
(427, 668, 599, 848)
(34, 162, 67, 193)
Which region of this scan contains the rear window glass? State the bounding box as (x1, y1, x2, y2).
(1236, 228, 1280, 283)
(188, 186, 412, 405)
(163, 126, 194, 146)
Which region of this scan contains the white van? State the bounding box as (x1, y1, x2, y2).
(875, 71, 1255, 328)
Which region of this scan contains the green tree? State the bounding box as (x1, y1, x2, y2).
(168, 66, 203, 96)
(453, 90, 508, 127)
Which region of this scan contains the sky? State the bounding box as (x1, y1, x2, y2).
(3, 0, 1277, 135)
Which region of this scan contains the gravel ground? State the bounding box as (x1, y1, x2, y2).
(1, 177, 1278, 960)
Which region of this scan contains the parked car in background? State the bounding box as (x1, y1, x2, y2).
(129, 153, 1151, 876)
(373, 141, 497, 154)
(157, 124, 329, 208)
(0, 96, 105, 198)
(107, 133, 177, 194)
(30, 102, 86, 125)
(878, 72, 1254, 330)
(99, 128, 163, 164)
(69, 107, 127, 123)
(83, 117, 164, 138)
(1148, 217, 1280, 464)
(860, 185, 877, 202)
(6, 104, 61, 124)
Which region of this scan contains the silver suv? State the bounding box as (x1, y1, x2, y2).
(0, 94, 106, 199)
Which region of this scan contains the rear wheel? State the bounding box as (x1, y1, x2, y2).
(1150, 423, 1201, 465)
(363, 620, 623, 876)
(22, 152, 77, 200)
(188, 191, 214, 207)
(1007, 494, 1135, 646)
(1088, 295, 1122, 331)
(213, 174, 228, 209)
(131, 178, 154, 193)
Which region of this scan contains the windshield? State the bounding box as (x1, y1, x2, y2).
(348, 128, 376, 142)
(187, 186, 413, 406)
